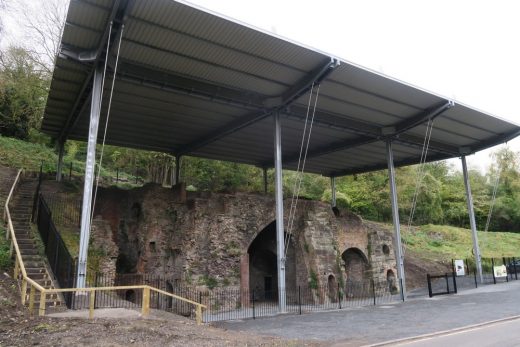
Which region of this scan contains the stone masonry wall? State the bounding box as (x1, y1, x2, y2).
(89, 184, 397, 292)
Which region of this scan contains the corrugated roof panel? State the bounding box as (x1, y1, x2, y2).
(318, 79, 422, 118)
(444, 105, 515, 136)
(119, 42, 289, 96)
(124, 19, 305, 87)
(330, 64, 446, 109)
(41, 0, 520, 177)
(130, 0, 325, 71)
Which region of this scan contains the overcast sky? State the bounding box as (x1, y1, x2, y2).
(2, 0, 519, 172)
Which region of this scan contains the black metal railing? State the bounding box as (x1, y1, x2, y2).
(427, 272, 457, 298)
(42, 194, 81, 227)
(426, 257, 520, 298)
(35, 193, 76, 308)
(86, 273, 402, 322)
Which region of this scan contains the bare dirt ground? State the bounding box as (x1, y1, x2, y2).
(0, 273, 320, 347)
(404, 249, 452, 290)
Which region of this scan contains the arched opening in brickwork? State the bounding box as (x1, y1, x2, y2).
(387, 269, 397, 294)
(247, 221, 296, 301)
(382, 244, 390, 256)
(341, 247, 369, 283)
(327, 274, 338, 302)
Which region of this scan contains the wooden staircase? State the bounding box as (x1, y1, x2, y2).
(9, 178, 64, 310)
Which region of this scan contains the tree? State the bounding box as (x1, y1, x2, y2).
(0, 46, 50, 139)
(11, 0, 68, 74)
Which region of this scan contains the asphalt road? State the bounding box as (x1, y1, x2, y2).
(216, 280, 520, 346)
(391, 318, 520, 347)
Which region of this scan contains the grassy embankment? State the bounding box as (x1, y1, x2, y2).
(401, 224, 520, 260)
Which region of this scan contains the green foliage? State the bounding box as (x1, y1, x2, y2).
(0, 46, 50, 140)
(0, 135, 57, 172)
(200, 275, 218, 289)
(309, 270, 318, 290)
(0, 225, 12, 270)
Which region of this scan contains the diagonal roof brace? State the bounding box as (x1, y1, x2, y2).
(281, 100, 455, 166)
(176, 57, 340, 156)
(390, 100, 455, 135)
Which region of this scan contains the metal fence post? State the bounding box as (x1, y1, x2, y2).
(473, 262, 478, 288)
(252, 290, 255, 320)
(491, 258, 496, 284)
(513, 257, 518, 280)
(298, 286, 302, 314)
(452, 271, 457, 294)
(371, 279, 376, 305)
(504, 257, 509, 282)
(427, 274, 433, 298)
(400, 278, 405, 302)
(337, 283, 341, 309)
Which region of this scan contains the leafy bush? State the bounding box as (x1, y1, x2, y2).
(309, 270, 318, 290)
(0, 226, 12, 270)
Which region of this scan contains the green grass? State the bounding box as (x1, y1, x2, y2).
(0, 135, 58, 172)
(0, 135, 121, 180)
(401, 224, 520, 261)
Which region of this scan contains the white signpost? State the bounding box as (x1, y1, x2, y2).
(454, 259, 465, 276)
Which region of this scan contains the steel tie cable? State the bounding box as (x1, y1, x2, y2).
(91, 23, 125, 225)
(284, 84, 315, 250)
(285, 85, 321, 257)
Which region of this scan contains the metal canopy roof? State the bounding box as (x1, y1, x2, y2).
(42, 0, 520, 177)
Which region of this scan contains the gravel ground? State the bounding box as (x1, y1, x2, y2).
(0, 273, 320, 347)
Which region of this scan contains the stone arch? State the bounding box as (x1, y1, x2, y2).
(387, 269, 397, 294)
(341, 247, 369, 283)
(327, 274, 338, 302)
(246, 220, 296, 301)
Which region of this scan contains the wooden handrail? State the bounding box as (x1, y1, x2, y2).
(3, 169, 22, 223)
(150, 286, 207, 308)
(5, 170, 46, 294)
(5, 169, 205, 324)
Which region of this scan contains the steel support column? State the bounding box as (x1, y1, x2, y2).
(274, 111, 286, 312)
(331, 177, 336, 207)
(386, 141, 406, 299)
(56, 141, 65, 182)
(461, 155, 483, 283)
(76, 65, 103, 288)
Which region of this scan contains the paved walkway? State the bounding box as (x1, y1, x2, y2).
(216, 280, 520, 346)
(388, 317, 520, 347)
